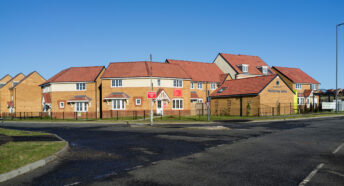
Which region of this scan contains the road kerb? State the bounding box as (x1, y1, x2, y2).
(0, 134, 69, 183)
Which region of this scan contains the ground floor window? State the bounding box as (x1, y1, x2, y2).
(297, 97, 305, 105)
(75, 102, 88, 112)
(112, 99, 125, 110)
(173, 99, 184, 110)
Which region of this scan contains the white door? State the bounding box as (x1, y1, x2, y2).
(156, 100, 163, 115)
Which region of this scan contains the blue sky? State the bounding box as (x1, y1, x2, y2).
(0, 0, 343, 89)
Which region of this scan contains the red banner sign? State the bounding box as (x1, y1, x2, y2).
(147, 92, 156, 99)
(173, 89, 182, 97)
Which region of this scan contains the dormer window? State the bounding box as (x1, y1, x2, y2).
(262, 66, 268, 75)
(217, 87, 226, 93)
(242, 64, 248, 73)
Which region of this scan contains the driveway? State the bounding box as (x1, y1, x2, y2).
(1, 117, 344, 186)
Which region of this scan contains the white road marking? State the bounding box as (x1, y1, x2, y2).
(332, 142, 344, 154)
(299, 163, 324, 186)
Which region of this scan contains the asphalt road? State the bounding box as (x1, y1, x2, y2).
(1, 117, 344, 186)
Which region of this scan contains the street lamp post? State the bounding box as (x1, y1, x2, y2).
(336, 23, 344, 112)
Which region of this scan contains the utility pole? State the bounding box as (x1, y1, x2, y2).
(207, 90, 210, 121)
(150, 54, 153, 126)
(336, 23, 344, 112)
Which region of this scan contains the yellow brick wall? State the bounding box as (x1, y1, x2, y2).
(101, 79, 191, 116)
(0, 74, 25, 113)
(0, 75, 12, 84)
(210, 96, 260, 116)
(12, 72, 45, 113)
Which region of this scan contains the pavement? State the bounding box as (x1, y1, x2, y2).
(0, 116, 344, 186)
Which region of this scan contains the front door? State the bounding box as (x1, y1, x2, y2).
(156, 100, 163, 115)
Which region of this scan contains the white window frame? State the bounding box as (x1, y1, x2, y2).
(172, 99, 184, 110)
(197, 99, 203, 103)
(297, 97, 305, 105)
(157, 79, 161, 86)
(311, 84, 317, 90)
(190, 82, 194, 89)
(135, 98, 141, 105)
(262, 66, 268, 75)
(197, 82, 203, 89)
(211, 83, 216, 90)
(242, 64, 248, 73)
(173, 79, 183, 88)
(112, 99, 126, 110)
(111, 79, 123, 87)
(59, 102, 65, 108)
(296, 83, 302, 90)
(75, 102, 88, 112)
(76, 83, 86, 91)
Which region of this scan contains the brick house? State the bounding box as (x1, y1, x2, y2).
(0, 74, 12, 84)
(40, 66, 105, 119)
(214, 53, 274, 79)
(271, 66, 320, 109)
(101, 61, 192, 117)
(0, 73, 25, 114)
(165, 59, 229, 103)
(210, 75, 295, 116)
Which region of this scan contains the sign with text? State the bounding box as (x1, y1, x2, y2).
(173, 89, 182, 97)
(147, 92, 156, 99)
(322, 102, 336, 110)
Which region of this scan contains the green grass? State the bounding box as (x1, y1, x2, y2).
(0, 128, 49, 136)
(0, 141, 66, 174)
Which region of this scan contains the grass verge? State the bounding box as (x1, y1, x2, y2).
(0, 128, 49, 136)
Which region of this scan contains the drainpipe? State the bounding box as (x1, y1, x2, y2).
(240, 97, 243, 117)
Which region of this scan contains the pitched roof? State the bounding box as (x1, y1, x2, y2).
(101, 61, 190, 79)
(67, 95, 92, 102)
(42, 93, 51, 104)
(219, 53, 274, 75)
(43, 66, 104, 85)
(0, 74, 12, 83)
(10, 71, 45, 89)
(272, 66, 320, 84)
(191, 91, 200, 99)
(210, 75, 278, 97)
(166, 59, 224, 82)
(0, 73, 25, 90)
(303, 89, 312, 97)
(104, 92, 130, 99)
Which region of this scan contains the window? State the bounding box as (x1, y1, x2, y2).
(276, 81, 280, 86)
(59, 102, 65, 108)
(296, 83, 302, 90)
(136, 98, 141, 105)
(310, 84, 317, 90)
(157, 79, 161, 86)
(262, 66, 268, 75)
(197, 82, 203, 89)
(191, 82, 194, 89)
(217, 87, 226, 93)
(112, 99, 125, 110)
(75, 102, 87, 112)
(112, 79, 122, 87)
(76, 83, 86, 90)
(172, 99, 184, 110)
(242, 64, 248, 73)
(197, 99, 203, 103)
(173, 79, 183, 88)
(297, 97, 305, 105)
(211, 83, 216, 90)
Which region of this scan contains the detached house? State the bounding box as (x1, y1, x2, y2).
(9, 71, 45, 114)
(0, 73, 25, 114)
(40, 66, 105, 119)
(214, 53, 274, 79)
(166, 59, 229, 103)
(101, 61, 191, 117)
(272, 66, 320, 109)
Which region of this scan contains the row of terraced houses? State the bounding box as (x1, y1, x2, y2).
(0, 53, 320, 119)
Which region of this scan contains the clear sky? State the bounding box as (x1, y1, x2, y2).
(0, 0, 343, 89)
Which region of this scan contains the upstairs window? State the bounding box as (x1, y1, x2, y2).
(211, 83, 216, 90)
(173, 79, 183, 88)
(262, 66, 268, 75)
(242, 64, 248, 73)
(197, 82, 203, 89)
(112, 79, 122, 87)
(76, 83, 86, 90)
(310, 84, 317, 90)
(217, 87, 226, 93)
(296, 83, 302, 90)
(157, 79, 161, 86)
(190, 82, 194, 89)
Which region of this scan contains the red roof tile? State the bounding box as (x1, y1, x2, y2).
(43, 66, 104, 84)
(42, 93, 51, 104)
(303, 89, 312, 97)
(68, 95, 92, 102)
(219, 53, 274, 75)
(272, 66, 320, 84)
(190, 91, 199, 99)
(210, 75, 277, 97)
(166, 59, 224, 82)
(101, 61, 190, 79)
(104, 92, 130, 99)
